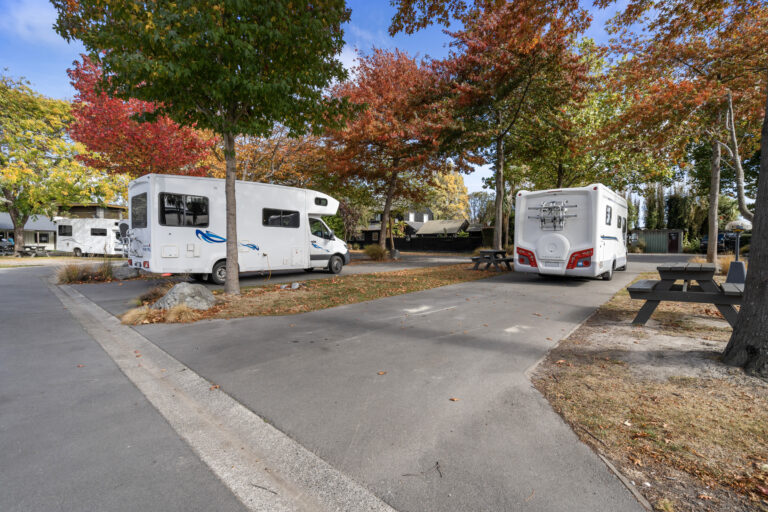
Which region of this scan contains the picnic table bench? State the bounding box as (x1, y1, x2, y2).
(18, 245, 49, 257)
(471, 249, 513, 271)
(628, 263, 743, 327)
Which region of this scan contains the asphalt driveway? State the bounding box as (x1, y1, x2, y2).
(90, 266, 656, 511)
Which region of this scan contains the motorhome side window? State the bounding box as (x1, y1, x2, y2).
(132, 193, 148, 228)
(158, 193, 209, 227)
(91, 228, 107, 236)
(262, 209, 300, 228)
(58, 225, 72, 236)
(605, 206, 612, 226)
(314, 197, 328, 206)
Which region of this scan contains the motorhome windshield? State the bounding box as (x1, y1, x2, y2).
(131, 193, 147, 228)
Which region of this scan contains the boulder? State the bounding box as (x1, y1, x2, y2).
(151, 282, 216, 310)
(112, 266, 140, 280)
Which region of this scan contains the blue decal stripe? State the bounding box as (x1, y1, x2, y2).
(196, 230, 259, 251)
(601, 235, 619, 240)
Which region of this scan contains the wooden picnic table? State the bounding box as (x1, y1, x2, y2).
(628, 263, 743, 327)
(20, 245, 49, 257)
(471, 249, 512, 271)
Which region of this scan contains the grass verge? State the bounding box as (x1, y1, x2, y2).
(57, 260, 114, 283)
(123, 263, 496, 324)
(533, 274, 768, 511)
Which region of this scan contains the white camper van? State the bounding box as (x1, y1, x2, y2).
(514, 184, 628, 280)
(124, 174, 350, 284)
(55, 218, 124, 256)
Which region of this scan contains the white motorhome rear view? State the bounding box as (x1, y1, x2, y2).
(124, 174, 350, 284)
(514, 184, 628, 280)
(55, 218, 123, 256)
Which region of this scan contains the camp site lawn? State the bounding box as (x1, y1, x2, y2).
(123, 263, 497, 324)
(533, 274, 768, 511)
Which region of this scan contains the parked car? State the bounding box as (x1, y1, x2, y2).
(699, 233, 726, 252)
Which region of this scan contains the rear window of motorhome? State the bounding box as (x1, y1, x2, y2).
(58, 225, 72, 236)
(159, 193, 209, 227)
(132, 193, 147, 228)
(91, 228, 107, 236)
(605, 206, 612, 225)
(314, 197, 328, 206)
(263, 209, 300, 228)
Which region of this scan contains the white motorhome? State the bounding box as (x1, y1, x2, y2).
(55, 218, 124, 256)
(124, 174, 350, 284)
(514, 184, 628, 280)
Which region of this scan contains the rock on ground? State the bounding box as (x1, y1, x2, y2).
(152, 282, 216, 311)
(112, 266, 141, 280)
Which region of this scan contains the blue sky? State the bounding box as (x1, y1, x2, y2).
(0, 0, 622, 192)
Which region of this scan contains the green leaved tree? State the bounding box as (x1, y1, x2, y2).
(53, 0, 350, 294)
(0, 75, 122, 254)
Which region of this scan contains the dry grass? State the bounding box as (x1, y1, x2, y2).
(122, 303, 201, 325)
(533, 275, 768, 511)
(689, 254, 747, 275)
(57, 260, 114, 284)
(132, 263, 494, 323)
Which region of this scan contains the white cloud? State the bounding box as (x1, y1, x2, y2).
(1, 0, 70, 47)
(338, 45, 359, 77)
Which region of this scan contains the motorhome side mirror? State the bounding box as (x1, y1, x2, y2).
(119, 222, 129, 238)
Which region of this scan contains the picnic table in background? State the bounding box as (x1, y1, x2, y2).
(471, 249, 513, 271)
(628, 263, 743, 327)
(19, 245, 49, 257)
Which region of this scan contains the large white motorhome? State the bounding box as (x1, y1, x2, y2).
(514, 184, 628, 280)
(124, 174, 350, 284)
(55, 217, 124, 256)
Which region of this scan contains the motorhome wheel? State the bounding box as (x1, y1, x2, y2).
(210, 261, 227, 285)
(602, 261, 615, 281)
(191, 273, 208, 282)
(328, 255, 343, 274)
(73, 248, 82, 257)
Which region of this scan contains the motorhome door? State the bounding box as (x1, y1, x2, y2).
(308, 217, 334, 265)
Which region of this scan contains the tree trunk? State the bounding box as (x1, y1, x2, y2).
(223, 131, 240, 295)
(556, 162, 564, 188)
(389, 216, 396, 252)
(493, 134, 504, 250)
(726, 90, 754, 221)
(379, 174, 397, 250)
(707, 135, 721, 271)
(722, 76, 768, 377)
(7, 207, 28, 255)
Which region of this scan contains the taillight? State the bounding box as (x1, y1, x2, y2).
(567, 248, 594, 269)
(127, 259, 132, 266)
(516, 247, 537, 267)
(143, 261, 149, 269)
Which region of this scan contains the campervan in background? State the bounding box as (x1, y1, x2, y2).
(124, 174, 350, 284)
(55, 218, 124, 256)
(514, 184, 628, 280)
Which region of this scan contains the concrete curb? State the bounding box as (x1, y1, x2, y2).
(48, 279, 397, 512)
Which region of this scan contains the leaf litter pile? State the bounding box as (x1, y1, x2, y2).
(123, 264, 492, 324)
(533, 275, 768, 511)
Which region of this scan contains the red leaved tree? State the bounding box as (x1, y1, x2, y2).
(68, 56, 216, 178)
(433, 2, 591, 248)
(327, 49, 475, 250)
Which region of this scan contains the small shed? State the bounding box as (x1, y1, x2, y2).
(630, 229, 684, 253)
(415, 219, 469, 238)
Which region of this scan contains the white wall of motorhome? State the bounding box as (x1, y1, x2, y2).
(513, 184, 628, 279)
(54, 217, 123, 256)
(126, 174, 347, 280)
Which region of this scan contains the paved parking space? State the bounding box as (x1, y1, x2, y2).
(126, 269, 651, 511)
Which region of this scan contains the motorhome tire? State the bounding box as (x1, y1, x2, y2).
(602, 261, 615, 281)
(328, 255, 343, 274)
(210, 261, 227, 285)
(73, 248, 82, 257)
(618, 260, 628, 271)
(191, 273, 208, 282)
